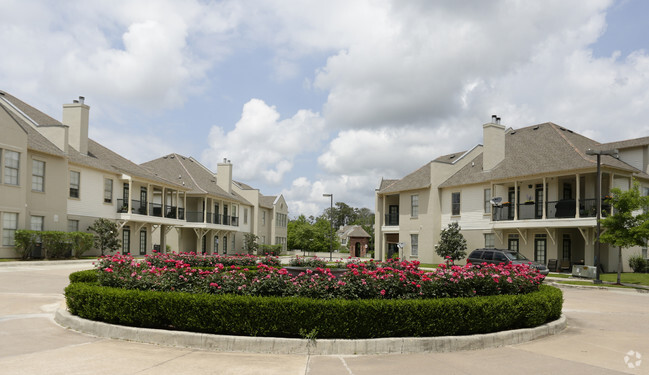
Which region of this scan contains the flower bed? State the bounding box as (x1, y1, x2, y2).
(93, 253, 546, 299)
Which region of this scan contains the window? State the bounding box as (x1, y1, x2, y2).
(32, 160, 45, 192)
(139, 230, 147, 255)
(410, 195, 419, 218)
(261, 235, 266, 244)
(122, 227, 130, 255)
(484, 233, 495, 248)
(4, 150, 20, 185)
(69, 171, 80, 198)
(2, 213, 18, 246)
(214, 236, 219, 253)
(484, 188, 491, 214)
(104, 178, 113, 203)
(451, 192, 461, 215)
(30, 216, 44, 231)
(262, 211, 266, 226)
(410, 234, 418, 256)
(276, 213, 287, 227)
(244, 208, 248, 224)
(223, 235, 228, 254)
(508, 234, 519, 252)
(562, 234, 571, 260)
(68, 219, 79, 232)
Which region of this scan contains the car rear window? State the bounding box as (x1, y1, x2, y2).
(483, 251, 494, 260)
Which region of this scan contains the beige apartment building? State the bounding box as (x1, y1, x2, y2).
(375, 117, 649, 272)
(0, 90, 288, 258)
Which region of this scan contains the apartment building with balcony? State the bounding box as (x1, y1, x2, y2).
(375, 117, 649, 272)
(0, 90, 288, 258)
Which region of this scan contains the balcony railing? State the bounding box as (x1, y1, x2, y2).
(384, 213, 399, 226)
(184, 211, 238, 226)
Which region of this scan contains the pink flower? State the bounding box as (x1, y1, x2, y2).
(380, 289, 386, 296)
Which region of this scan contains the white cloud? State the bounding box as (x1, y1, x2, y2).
(201, 99, 327, 185)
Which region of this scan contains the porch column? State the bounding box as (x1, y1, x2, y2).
(160, 224, 166, 253)
(127, 181, 132, 213)
(203, 197, 207, 223)
(147, 184, 151, 215)
(575, 174, 580, 218)
(514, 181, 518, 220)
(542, 177, 547, 219)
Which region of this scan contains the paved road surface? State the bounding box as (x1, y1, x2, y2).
(0, 261, 647, 374)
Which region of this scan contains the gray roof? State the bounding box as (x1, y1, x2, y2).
(338, 225, 370, 238)
(68, 141, 185, 189)
(440, 122, 648, 188)
(259, 195, 276, 209)
(433, 150, 468, 164)
(378, 163, 431, 194)
(0, 90, 62, 126)
(142, 154, 251, 205)
(595, 136, 649, 151)
(0, 100, 65, 157)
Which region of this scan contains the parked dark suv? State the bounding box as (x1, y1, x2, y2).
(466, 248, 549, 275)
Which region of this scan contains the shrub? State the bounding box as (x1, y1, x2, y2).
(258, 244, 282, 256)
(70, 269, 99, 283)
(41, 231, 71, 258)
(288, 256, 327, 268)
(64, 283, 562, 339)
(69, 232, 95, 258)
(628, 255, 647, 273)
(14, 230, 90, 259)
(14, 230, 39, 260)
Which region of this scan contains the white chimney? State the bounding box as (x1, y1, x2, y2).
(62, 96, 89, 155)
(217, 159, 233, 193)
(482, 116, 505, 171)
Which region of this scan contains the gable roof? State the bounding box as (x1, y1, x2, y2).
(142, 154, 251, 205)
(259, 195, 277, 209)
(595, 136, 649, 151)
(338, 225, 370, 238)
(0, 91, 63, 126)
(67, 140, 185, 188)
(378, 162, 431, 194)
(440, 122, 648, 188)
(0, 100, 65, 157)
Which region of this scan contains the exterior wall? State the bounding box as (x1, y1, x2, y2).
(0, 112, 29, 258)
(258, 208, 271, 244)
(398, 188, 434, 262)
(348, 237, 369, 257)
(618, 147, 644, 172)
(67, 164, 118, 219)
(27, 151, 69, 232)
(273, 196, 289, 250)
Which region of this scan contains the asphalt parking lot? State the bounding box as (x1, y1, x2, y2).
(0, 260, 647, 374)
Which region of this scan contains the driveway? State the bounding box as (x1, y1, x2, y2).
(0, 261, 647, 374)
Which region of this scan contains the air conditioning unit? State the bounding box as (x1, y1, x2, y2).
(572, 265, 597, 279)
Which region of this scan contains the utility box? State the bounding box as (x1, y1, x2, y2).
(572, 265, 597, 279)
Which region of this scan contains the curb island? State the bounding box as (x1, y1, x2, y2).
(55, 307, 566, 355)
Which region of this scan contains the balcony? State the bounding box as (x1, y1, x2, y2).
(384, 213, 399, 226)
(492, 198, 611, 222)
(185, 211, 238, 226)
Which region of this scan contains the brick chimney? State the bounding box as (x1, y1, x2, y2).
(482, 115, 505, 171)
(62, 96, 89, 155)
(217, 158, 232, 193)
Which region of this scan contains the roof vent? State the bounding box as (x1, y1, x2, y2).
(491, 114, 497, 123)
(533, 126, 539, 130)
(510, 131, 516, 135)
(78, 96, 85, 104)
(449, 155, 455, 159)
(73, 99, 79, 103)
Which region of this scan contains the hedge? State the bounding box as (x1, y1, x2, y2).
(64, 278, 562, 339)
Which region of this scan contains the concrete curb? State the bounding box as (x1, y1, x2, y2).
(54, 308, 566, 355)
(0, 259, 96, 268)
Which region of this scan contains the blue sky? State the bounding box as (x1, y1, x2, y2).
(2, 0, 649, 217)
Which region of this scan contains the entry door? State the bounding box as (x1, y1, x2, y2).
(140, 188, 148, 214)
(355, 242, 361, 257)
(562, 236, 571, 260)
(534, 238, 547, 264)
(387, 243, 398, 259)
(508, 238, 519, 252)
(508, 188, 515, 219)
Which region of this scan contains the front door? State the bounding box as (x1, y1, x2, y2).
(535, 237, 547, 265)
(535, 184, 543, 219)
(388, 205, 399, 225)
(140, 188, 148, 214)
(355, 242, 361, 257)
(387, 243, 398, 259)
(508, 238, 519, 252)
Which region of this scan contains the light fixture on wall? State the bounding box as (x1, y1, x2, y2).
(528, 184, 533, 189)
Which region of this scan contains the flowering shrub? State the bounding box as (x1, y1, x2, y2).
(288, 256, 327, 268)
(94, 253, 545, 300)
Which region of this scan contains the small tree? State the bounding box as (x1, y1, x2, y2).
(88, 218, 121, 256)
(243, 233, 259, 255)
(599, 181, 649, 284)
(436, 222, 467, 263)
(69, 232, 95, 258)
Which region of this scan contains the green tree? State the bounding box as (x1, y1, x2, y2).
(599, 181, 649, 284)
(435, 222, 468, 263)
(243, 233, 259, 255)
(87, 218, 120, 256)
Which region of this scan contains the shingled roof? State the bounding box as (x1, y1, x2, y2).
(0, 90, 63, 126)
(142, 154, 251, 205)
(259, 195, 276, 209)
(378, 162, 432, 194)
(439, 122, 648, 188)
(595, 136, 649, 151)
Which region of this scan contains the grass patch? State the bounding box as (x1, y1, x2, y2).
(599, 273, 649, 286)
(418, 263, 438, 269)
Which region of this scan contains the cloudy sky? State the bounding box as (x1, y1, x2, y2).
(2, 0, 649, 217)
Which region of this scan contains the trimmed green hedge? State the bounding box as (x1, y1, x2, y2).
(64, 277, 562, 339)
(69, 269, 98, 284)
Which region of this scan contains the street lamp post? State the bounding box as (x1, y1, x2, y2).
(585, 148, 618, 283)
(323, 193, 333, 261)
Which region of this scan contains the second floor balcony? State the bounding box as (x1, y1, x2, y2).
(185, 211, 239, 226)
(117, 199, 185, 220)
(384, 213, 399, 226)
